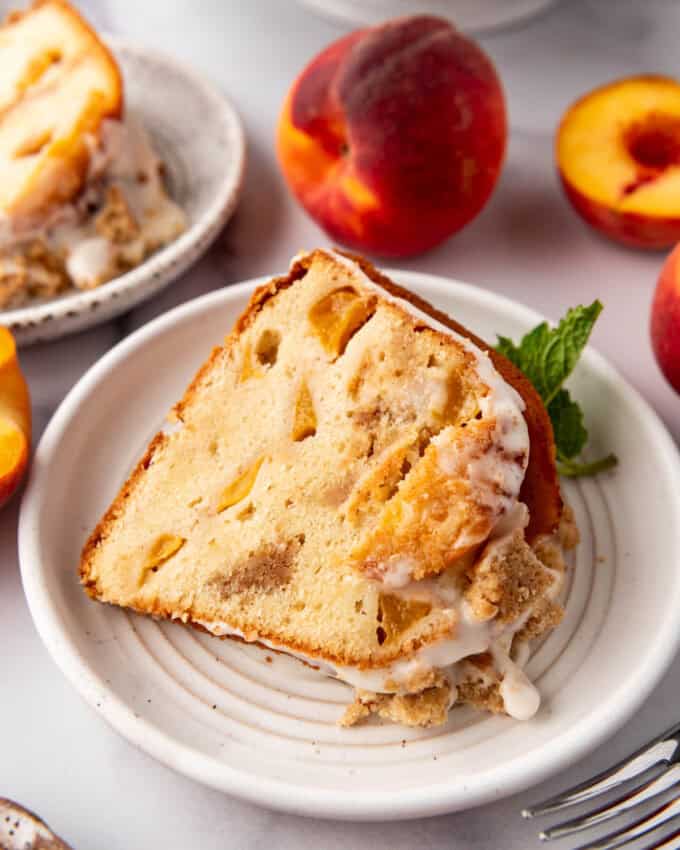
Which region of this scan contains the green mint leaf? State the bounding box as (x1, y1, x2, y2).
(557, 454, 618, 478)
(514, 323, 552, 396)
(540, 301, 603, 405)
(495, 335, 522, 367)
(496, 304, 602, 405)
(494, 301, 616, 479)
(548, 389, 587, 460)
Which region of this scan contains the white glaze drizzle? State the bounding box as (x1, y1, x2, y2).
(192, 508, 561, 724)
(324, 249, 530, 574)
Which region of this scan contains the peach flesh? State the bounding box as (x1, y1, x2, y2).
(623, 114, 680, 195)
(557, 77, 680, 249)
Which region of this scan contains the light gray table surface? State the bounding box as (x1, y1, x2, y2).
(4, 2, 680, 848)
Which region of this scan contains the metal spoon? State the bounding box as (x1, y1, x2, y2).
(0, 798, 72, 850)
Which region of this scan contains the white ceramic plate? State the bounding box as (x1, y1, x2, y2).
(18, 272, 680, 820)
(296, 0, 559, 34)
(3, 40, 245, 346)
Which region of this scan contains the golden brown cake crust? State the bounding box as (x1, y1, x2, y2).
(80, 431, 169, 597)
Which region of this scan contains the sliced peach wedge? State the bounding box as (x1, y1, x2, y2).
(557, 75, 680, 248)
(0, 327, 30, 507)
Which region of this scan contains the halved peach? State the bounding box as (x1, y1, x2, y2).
(0, 327, 30, 506)
(557, 75, 680, 248)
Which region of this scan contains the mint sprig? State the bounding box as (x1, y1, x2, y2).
(496, 302, 617, 479)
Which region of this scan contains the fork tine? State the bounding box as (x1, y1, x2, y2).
(644, 824, 680, 849)
(572, 794, 680, 850)
(523, 723, 680, 818)
(539, 763, 680, 841)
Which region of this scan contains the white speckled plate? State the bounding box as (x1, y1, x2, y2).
(3, 39, 245, 346)
(18, 272, 680, 820)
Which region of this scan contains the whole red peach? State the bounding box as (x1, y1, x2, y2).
(277, 16, 506, 258)
(651, 243, 680, 393)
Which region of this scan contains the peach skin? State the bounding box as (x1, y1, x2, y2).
(557, 76, 680, 249)
(277, 15, 506, 258)
(651, 243, 680, 393)
(0, 327, 30, 507)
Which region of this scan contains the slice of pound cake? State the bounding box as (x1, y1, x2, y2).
(80, 249, 577, 727)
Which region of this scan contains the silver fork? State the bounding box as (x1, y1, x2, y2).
(522, 722, 680, 849)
